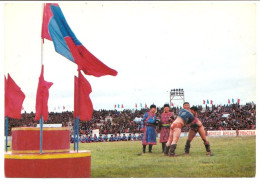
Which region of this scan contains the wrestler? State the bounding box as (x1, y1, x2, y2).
(164, 102, 195, 157)
(184, 106, 212, 155)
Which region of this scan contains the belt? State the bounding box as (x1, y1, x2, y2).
(161, 124, 170, 127)
(146, 124, 156, 127)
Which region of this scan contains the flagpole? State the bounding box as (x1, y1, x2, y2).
(40, 115, 43, 154)
(5, 117, 8, 152)
(73, 118, 76, 151)
(39, 3, 45, 155)
(77, 68, 80, 152)
(77, 116, 79, 152)
(41, 3, 45, 66)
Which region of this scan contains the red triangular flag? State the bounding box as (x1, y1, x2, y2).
(121, 104, 124, 108)
(203, 100, 205, 104)
(74, 72, 93, 121)
(5, 74, 25, 119)
(35, 65, 53, 121)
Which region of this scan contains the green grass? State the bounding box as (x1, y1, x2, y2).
(71, 136, 256, 178)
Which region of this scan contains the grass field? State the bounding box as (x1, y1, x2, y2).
(71, 136, 256, 178)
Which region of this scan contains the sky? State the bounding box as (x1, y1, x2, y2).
(3, 2, 256, 112)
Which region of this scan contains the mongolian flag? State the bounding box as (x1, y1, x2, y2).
(35, 65, 53, 121)
(121, 104, 124, 108)
(5, 74, 25, 119)
(114, 104, 116, 108)
(41, 3, 117, 77)
(203, 100, 205, 104)
(228, 99, 230, 104)
(210, 100, 213, 104)
(74, 72, 93, 121)
(237, 99, 240, 104)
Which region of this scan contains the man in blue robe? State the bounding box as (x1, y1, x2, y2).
(141, 104, 157, 153)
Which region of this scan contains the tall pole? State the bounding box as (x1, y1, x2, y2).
(40, 116, 43, 154)
(73, 118, 76, 151)
(77, 69, 80, 152)
(77, 116, 79, 152)
(5, 117, 8, 152)
(39, 3, 45, 155)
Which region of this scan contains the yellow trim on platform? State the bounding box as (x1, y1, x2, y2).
(12, 127, 70, 131)
(5, 151, 91, 160)
(12, 149, 70, 154)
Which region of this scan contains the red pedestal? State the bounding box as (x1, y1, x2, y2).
(12, 127, 70, 154)
(5, 151, 91, 178)
(5, 127, 91, 178)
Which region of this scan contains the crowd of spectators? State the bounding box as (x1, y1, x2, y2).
(6, 103, 256, 137)
(71, 133, 143, 143)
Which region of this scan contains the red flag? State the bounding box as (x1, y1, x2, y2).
(121, 104, 124, 108)
(228, 99, 230, 104)
(114, 104, 116, 108)
(171, 102, 174, 107)
(5, 74, 25, 119)
(237, 99, 240, 104)
(203, 100, 205, 104)
(63, 106, 65, 110)
(74, 72, 93, 121)
(135, 103, 137, 108)
(210, 100, 213, 104)
(35, 65, 53, 121)
(145, 103, 147, 108)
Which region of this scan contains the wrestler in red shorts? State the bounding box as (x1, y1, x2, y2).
(184, 106, 212, 155)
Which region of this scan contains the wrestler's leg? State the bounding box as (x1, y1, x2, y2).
(198, 125, 211, 154)
(185, 129, 197, 154)
(169, 128, 182, 157)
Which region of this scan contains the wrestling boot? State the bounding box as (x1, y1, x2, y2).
(164, 145, 170, 156)
(162, 142, 166, 153)
(169, 144, 177, 157)
(149, 145, 153, 153)
(204, 141, 213, 156)
(184, 140, 191, 154)
(143, 145, 146, 154)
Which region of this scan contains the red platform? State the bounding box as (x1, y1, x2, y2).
(5, 127, 91, 178)
(12, 127, 70, 154)
(5, 151, 91, 178)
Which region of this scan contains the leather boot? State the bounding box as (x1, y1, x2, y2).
(162, 142, 166, 153)
(169, 144, 177, 157)
(164, 145, 170, 156)
(185, 140, 191, 154)
(143, 145, 146, 153)
(149, 145, 152, 153)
